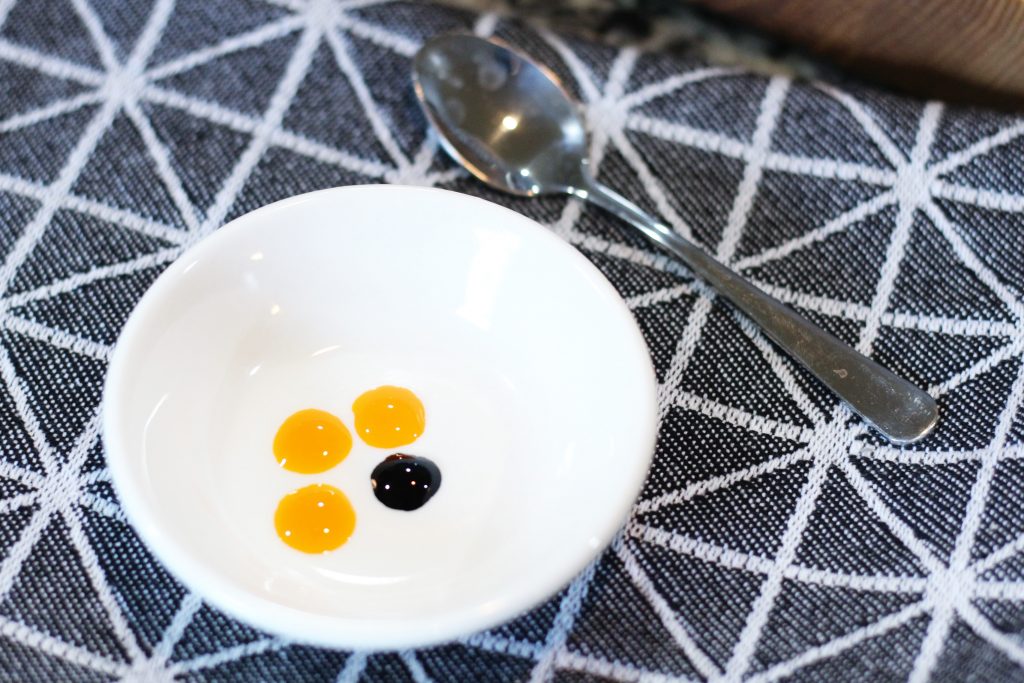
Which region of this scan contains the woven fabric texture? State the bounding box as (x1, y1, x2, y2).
(0, 0, 1023, 680)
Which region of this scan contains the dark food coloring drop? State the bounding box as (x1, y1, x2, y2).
(371, 454, 441, 511)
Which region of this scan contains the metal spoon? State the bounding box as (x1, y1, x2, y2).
(412, 34, 938, 444)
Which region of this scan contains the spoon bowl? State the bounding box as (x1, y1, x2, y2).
(414, 34, 589, 195)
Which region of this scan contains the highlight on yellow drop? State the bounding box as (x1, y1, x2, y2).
(274, 484, 356, 554)
(271, 386, 428, 553)
(352, 385, 426, 448)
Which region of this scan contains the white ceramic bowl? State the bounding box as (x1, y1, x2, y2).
(104, 185, 657, 649)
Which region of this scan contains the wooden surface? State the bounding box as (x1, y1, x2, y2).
(686, 0, 1024, 108)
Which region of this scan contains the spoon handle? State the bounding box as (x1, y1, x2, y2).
(579, 179, 938, 444)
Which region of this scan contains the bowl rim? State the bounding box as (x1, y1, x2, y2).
(102, 184, 659, 649)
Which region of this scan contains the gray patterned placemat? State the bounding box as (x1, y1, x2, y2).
(1, 0, 1024, 681)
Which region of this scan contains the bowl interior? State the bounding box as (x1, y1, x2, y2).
(104, 185, 657, 648)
